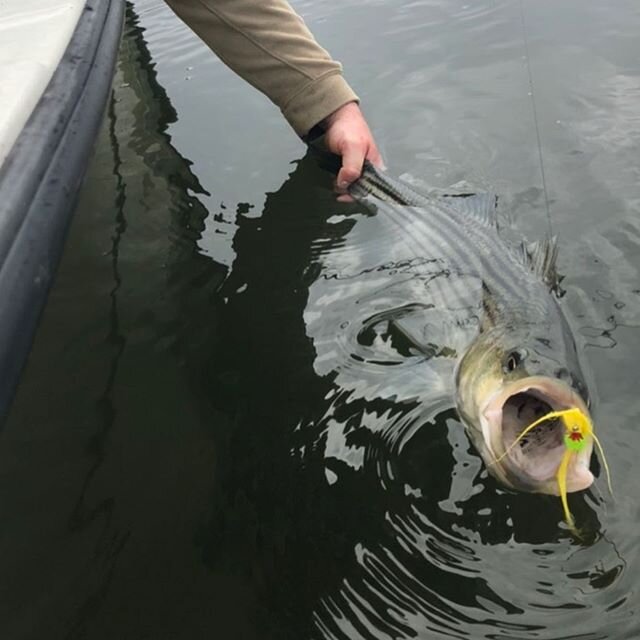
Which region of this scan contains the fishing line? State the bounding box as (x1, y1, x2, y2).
(518, 0, 553, 235)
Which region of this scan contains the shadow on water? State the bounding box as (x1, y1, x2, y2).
(0, 2, 636, 640)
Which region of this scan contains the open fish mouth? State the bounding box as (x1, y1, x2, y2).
(482, 376, 594, 493)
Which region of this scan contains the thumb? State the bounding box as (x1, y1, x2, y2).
(337, 142, 366, 189)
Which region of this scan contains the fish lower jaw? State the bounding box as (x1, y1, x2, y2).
(507, 448, 594, 494)
(483, 445, 594, 495)
(543, 456, 594, 495)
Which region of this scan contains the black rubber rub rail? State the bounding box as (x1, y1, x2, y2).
(0, 0, 125, 423)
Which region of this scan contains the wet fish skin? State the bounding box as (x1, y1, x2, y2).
(349, 164, 592, 494)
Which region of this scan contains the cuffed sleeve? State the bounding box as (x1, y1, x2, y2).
(164, 0, 359, 136)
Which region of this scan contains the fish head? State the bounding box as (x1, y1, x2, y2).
(455, 320, 594, 495)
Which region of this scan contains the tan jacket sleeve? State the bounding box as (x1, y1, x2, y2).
(164, 0, 359, 137)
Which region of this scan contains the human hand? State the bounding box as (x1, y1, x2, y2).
(322, 102, 383, 197)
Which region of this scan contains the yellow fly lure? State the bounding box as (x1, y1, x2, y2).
(493, 408, 612, 531)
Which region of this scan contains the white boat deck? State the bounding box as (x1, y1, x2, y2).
(0, 0, 86, 168)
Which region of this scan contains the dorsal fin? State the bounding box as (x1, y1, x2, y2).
(520, 236, 559, 287)
(442, 193, 498, 227)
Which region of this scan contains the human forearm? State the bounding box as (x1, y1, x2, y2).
(164, 0, 358, 136)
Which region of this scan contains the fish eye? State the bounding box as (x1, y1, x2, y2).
(504, 349, 526, 373)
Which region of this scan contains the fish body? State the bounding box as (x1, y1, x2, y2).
(343, 164, 594, 496)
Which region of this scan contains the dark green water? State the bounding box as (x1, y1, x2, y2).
(2, 1, 639, 638)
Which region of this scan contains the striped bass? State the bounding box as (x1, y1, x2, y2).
(345, 163, 595, 499)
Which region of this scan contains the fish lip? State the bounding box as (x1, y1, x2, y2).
(480, 376, 594, 491)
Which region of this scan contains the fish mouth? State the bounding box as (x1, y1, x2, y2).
(482, 376, 594, 494)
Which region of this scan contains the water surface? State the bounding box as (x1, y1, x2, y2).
(1, 1, 639, 638)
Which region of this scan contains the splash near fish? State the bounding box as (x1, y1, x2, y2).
(491, 407, 612, 529)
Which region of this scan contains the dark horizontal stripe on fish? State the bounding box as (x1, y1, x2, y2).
(375, 198, 525, 306)
(365, 199, 484, 312)
(355, 172, 549, 318)
(357, 167, 547, 305)
(355, 168, 508, 285)
(353, 168, 432, 208)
